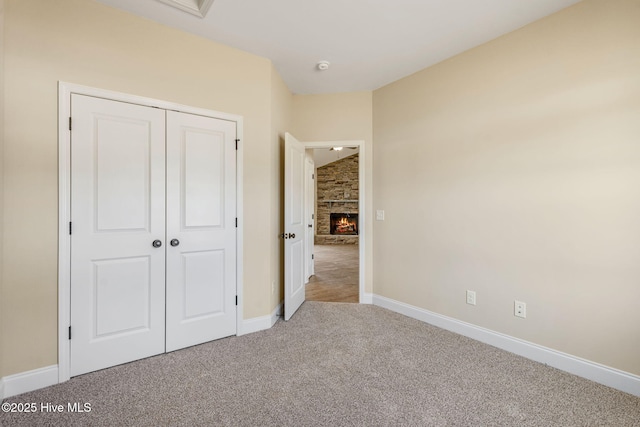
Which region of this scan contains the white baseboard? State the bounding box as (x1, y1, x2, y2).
(360, 292, 373, 304)
(373, 294, 640, 398)
(238, 302, 282, 336)
(2, 365, 59, 399)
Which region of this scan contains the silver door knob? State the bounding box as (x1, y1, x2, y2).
(170, 239, 180, 247)
(152, 240, 162, 248)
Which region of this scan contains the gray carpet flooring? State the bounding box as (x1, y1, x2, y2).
(1, 302, 639, 426)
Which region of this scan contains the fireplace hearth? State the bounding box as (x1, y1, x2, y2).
(330, 213, 358, 235)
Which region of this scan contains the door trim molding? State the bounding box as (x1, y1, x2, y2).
(57, 82, 244, 383)
(303, 140, 366, 304)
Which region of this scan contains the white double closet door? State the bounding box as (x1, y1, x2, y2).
(70, 94, 236, 376)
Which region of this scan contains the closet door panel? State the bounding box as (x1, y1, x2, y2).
(70, 95, 166, 376)
(165, 111, 237, 352)
(183, 130, 224, 228)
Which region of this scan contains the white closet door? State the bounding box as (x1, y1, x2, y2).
(165, 111, 237, 352)
(70, 95, 166, 376)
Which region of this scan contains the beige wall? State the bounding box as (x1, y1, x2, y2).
(373, 0, 640, 375)
(292, 92, 374, 294)
(2, 0, 277, 376)
(270, 65, 293, 311)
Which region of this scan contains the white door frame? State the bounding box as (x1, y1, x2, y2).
(57, 82, 244, 383)
(304, 140, 366, 304)
(304, 153, 315, 282)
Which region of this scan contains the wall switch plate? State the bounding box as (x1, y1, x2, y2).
(514, 300, 526, 318)
(376, 210, 385, 221)
(466, 290, 476, 305)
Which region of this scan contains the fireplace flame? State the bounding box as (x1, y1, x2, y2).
(334, 216, 357, 234)
(330, 213, 359, 235)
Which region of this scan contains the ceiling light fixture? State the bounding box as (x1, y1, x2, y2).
(331, 146, 343, 151)
(317, 61, 330, 71)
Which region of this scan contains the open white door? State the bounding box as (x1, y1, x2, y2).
(284, 132, 306, 320)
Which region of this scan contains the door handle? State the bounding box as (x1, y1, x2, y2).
(308, 224, 313, 228)
(170, 239, 180, 247)
(280, 233, 296, 239)
(152, 240, 162, 248)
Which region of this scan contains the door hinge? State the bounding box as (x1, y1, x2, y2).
(312, 214, 314, 220)
(312, 174, 315, 179)
(235, 218, 238, 228)
(312, 254, 314, 260)
(68, 326, 72, 340)
(235, 296, 238, 306)
(69, 117, 72, 131)
(235, 139, 240, 150)
(69, 222, 72, 235)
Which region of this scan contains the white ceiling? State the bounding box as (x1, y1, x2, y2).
(95, 0, 582, 94)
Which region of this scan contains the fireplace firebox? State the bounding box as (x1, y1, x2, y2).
(330, 213, 359, 235)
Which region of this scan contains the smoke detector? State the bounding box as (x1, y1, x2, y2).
(317, 61, 330, 71)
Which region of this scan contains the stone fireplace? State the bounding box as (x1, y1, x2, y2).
(315, 153, 359, 245)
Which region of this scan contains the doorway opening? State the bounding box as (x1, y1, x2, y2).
(306, 147, 360, 303)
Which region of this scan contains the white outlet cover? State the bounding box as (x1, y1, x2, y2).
(466, 290, 476, 305)
(514, 300, 527, 318)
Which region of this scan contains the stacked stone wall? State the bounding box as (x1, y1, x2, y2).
(315, 153, 359, 245)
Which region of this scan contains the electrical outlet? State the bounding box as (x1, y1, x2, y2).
(466, 290, 476, 305)
(514, 300, 526, 318)
(376, 210, 385, 221)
